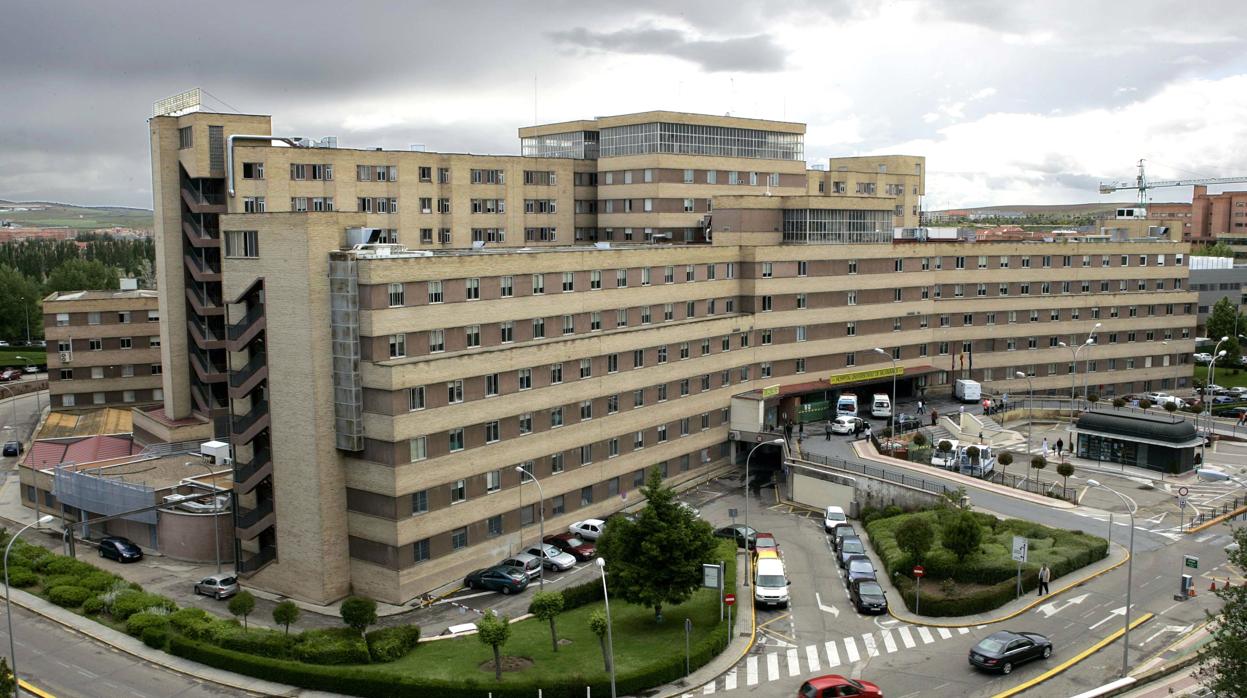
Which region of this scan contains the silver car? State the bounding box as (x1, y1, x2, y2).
(525, 544, 577, 572)
(501, 552, 543, 580)
(193, 573, 239, 599)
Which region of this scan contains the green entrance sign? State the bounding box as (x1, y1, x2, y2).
(1184, 555, 1199, 570)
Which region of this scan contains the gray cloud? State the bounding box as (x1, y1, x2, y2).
(548, 26, 787, 72)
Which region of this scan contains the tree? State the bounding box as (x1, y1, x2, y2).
(966, 445, 981, 465)
(1112, 398, 1126, 409)
(940, 511, 983, 562)
(44, 258, 120, 293)
(1193, 241, 1235, 258)
(894, 516, 934, 565)
(476, 610, 512, 681)
(0, 657, 13, 698)
(1164, 401, 1178, 414)
(340, 595, 377, 637)
(1138, 399, 1153, 410)
(272, 600, 300, 635)
(1206, 298, 1243, 361)
(911, 432, 928, 448)
(0, 266, 42, 343)
(937, 440, 952, 454)
(1198, 527, 1247, 694)
(1057, 462, 1075, 491)
(1030, 455, 1047, 486)
(530, 591, 565, 652)
(1087, 394, 1099, 406)
(595, 467, 719, 622)
(997, 451, 1014, 477)
(227, 590, 255, 630)
(589, 610, 611, 672)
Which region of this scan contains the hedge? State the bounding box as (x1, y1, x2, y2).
(891, 572, 1037, 616)
(142, 626, 170, 650)
(5, 568, 37, 588)
(40, 556, 96, 577)
(293, 628, 370, 666)
(126, 612, 171, 638)
(110, 590, 177, 621)
(47, 585, 92, 609)
(82, 596, 104, 615)
(365, 625, 421, 663)
(219, 628, 295, 658)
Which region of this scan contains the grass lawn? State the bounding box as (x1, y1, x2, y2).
(387, 540, 736, 685)
(1195, 364, 1247, 389)
(0, 349, 45, 368)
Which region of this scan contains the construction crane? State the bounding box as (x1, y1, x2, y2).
(1099, 159, 1247, 208)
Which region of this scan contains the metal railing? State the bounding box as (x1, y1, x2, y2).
(1183, 496, 1247, 531)
(799, 450, 957, 498)
(227, 303, 265, 341)
(229, 351, 267, 389)
(236, 498, 274, 529)
(239, 544, 277, 573)
(984, 470, 1077, 501)
(231, 400, 270, 437)
(233, 447, 271, 486)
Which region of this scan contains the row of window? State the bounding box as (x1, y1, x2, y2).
(51, 336, 160, 353)
(58, 388, 163, 407)
(245, 163, 563, 187)
(56, 362, 159, 380)
(850, 253, 1185, 273)
(53, 310, 159, 326)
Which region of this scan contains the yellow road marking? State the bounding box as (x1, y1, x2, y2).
(756, 612, 792, 630)
(19, 679, 56, 698)
(989, 612, 1154, 698)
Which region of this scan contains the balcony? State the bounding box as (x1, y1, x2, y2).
(189, 346, 227, 383)
(181, 219, 219, 248)
(233, 447, 272, 494)
(184, 252, 221, 282)
(228, 351, 268, 399)
(185, 287, 225, 317)
(226, 303, 266, 349)
(235, 498, 275, 540)
(180, 185, 226, 214)
(238, 544, 277, 574)
(231, 399, 270, 444)
(187, 320, 226, 351)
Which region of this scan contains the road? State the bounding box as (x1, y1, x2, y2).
(1, 385, 45, 458)
(0, 603, 253, 698)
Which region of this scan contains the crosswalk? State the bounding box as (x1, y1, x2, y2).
(682, 624, 975, 695)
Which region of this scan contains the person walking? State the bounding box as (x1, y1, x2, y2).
(1037, 564, 1051, 596)
(1056, 438, 1064, 456)
(917, 399, 925, 415)
(1041, 437, 1049, 457)
(930, 409, 938, 426)
(825, 419, 832, 441)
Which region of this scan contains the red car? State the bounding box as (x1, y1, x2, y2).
(752, 533, 779, 561)
(798, 674, 883, 698)
(543, 532, 596, 561)
(0, 370, 20, 382)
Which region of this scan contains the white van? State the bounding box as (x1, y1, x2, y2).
(753, 556, 790, 608)
(954, 379, 981, 402)
(871, 393, 892, 418)
(931, 439, 960, 469)
(836, 393, 859, 416)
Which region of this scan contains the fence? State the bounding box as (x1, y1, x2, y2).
(1182, 496, 1247, 531)
(984, 470, 1077, 501)
(800, 450, 956, 499)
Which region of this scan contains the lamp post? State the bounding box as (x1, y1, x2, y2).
(1087, 480, 1135, 677)
(18, 296, 29, 347)
(1015, 371, 1033, 455)
(1059, 337, 1096, 428)
(596, 557, 617, 698)
(186, 461, 223, 573)
(6, 514, 54, 696)
(1080, 323, 1103, 403)
(516, 464, 545, 590)
(744, 438, 785, 588)
(1205, 349, 1227, 464)
(873, 348, 898, 455)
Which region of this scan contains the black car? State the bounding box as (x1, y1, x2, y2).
(893, 413, 921, 432)
(464, 565, 529, 595)
(714, 524, 758, 549)
(832, 524, 857, 552)
(848, 579, 888, 614)
(1, 441, 21, 457)
(837, 538, 867, 568)
(845, 557, 877, 585)
(98, 536, 143, 563)
(969, 630, 1053, 674)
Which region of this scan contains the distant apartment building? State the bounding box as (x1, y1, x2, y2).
(44, 288, 163, 409)
(145, 101, 1194, 605)
(1144, 186, 1247, 246)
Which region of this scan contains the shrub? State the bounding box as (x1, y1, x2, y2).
(1113, 398, 1126, 408)
(5, 568, 37, 588)
(82, 595, 104, 615)
(125, 612, 170, 638)
(111, 591, 176, 620)
(142, 626, 169, 650)
(218, 628, 296, 658)
(1139, 399, 1153, 409)
(895, 517, 934, 565)
(340, 596, 377, 637)
(294, 628, 370, 665)
(559, 579, 605, 610)
(365, 625, 421, 663)
(941, 511, 983, 562)
(46, 585, 92, 609)
(168, 607, 211, 633)
(228, 590, 256, 629)
(43, 574, 86, 591)
(911, 432, 928, 447)
(78, 572, 123, 592)
(40, 556, 96, 577)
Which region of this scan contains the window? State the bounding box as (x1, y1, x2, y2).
(485, 373, 500, 396)
(224, 230, 259, 258)
(562, 314, 574, 335)
(797, 293, 807, 309)
(447, 379, 463, 404)
(409, 436, 428, 462)
(845, 352, 856, 367)
(519, 412, 533, 434)
(796, 326, 807, 342)
(500, 276, 513, 297)
(532, 273, 545, 294)
(387, 334, 406, 358)
(449, 428, 465, 452)
(580, 358, 592, 378)
(242, 162, 264, 179)
(848, 259, 858, 274)
(387, 283, 404, 307)
(178, 126, 193, 149)
(550, 363, 563, 384)
(412, 490, 428, 515)
(485, 421, 500, 443)
(532, 317, 545, 339)
(409, 386, 425, 411)
(119, 337, 132, 350)
(428, 329, 444, 353)
(451, 527, 468, 549)
(580, 400, 593, 420)
(428, 281, 443, 303)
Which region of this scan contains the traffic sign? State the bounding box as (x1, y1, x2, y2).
(1184, 555, 1199, 570)
(1012, 536, 1029, 563)
(1178, 486, 1190, 497)
(724, 593, 737, 606)
(1179, 497, 1188, 510)
(913, 565, 925, 578)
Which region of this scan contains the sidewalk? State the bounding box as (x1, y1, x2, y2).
(1115, 623, 1213, 697)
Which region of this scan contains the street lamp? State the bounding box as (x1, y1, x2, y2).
(1059, 336, 1096, 428)
(516, 465, 545, 590)
(873, 348, 898, 456)
(186, 461, 223, 573)
(5, 514, 54, 695)
(744, 438, 786, 588)
(1087, 480, 1135, 678)
(1205, 349, 1228, 464)
(596, 557, 617, 698)
(1015, 371, 1033, 455)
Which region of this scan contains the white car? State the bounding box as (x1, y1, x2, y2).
(1194, 353, 1212, 363)
(569, 519, 606, 540)
(677, 501, 701, 518)
(823, 505, 847, 532)
(830, 416, 860, 434)
(525, 544, 577, 572)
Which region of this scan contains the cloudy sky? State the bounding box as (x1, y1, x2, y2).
(3, 0, 1246, 210)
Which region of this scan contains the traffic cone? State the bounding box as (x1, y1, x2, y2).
(1210, 579, 1218, 592)
(1190, 586, 1198, 597)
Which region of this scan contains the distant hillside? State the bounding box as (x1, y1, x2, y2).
(0, 200, 153, 231)
(929, 202, 1182, 216)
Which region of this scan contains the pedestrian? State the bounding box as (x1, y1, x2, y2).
(959, 405, 965, 417)
(917, 399, 924, 415)
(1041, 437, 1048, 457)
(1002, 393, 1009, 409)
(799, 422, 805, 438)
(1037, 564, 1051, 596)
(1056, 438, 1064, 456)
(825, 419, 832, 441)
(930, 409, 938, 426)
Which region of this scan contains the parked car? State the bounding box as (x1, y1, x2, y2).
(797, 675, 883, 698)
(525, 543, 577, 572)
(893, 413, 921, 432)
(569, 519, 606, 540)
(677, 501, 701, 518)
(714, 524, 758, 549)
(22, 366, 37, 374)
(832, 524, 857, 552)
(98, 536, 144, 563)
(753, 533, 779, 560)
(1230, 387, 1247, 397)
(193, 573, 240, 599)
(1194, 352, 1213, 363)
(0, 370, 20, 382)
(1213, 395, 1237, 404)
(845, 557, 877, 585)
(848, 579, 888, 614)
(2, 441, 22, 457)
(969, 630, 1053, 674)
(500, 552, 543, 580)
(544, 532, 595, 561)
(0, 341, 9, 347)
(1205, 383, 1225, 394)
(829, 415, 862, 435)
(837, 538, 866, 568)
(1225, 406, 1247, 420)
(465, 565, 529, 594)
(823, 505, 847, 533)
